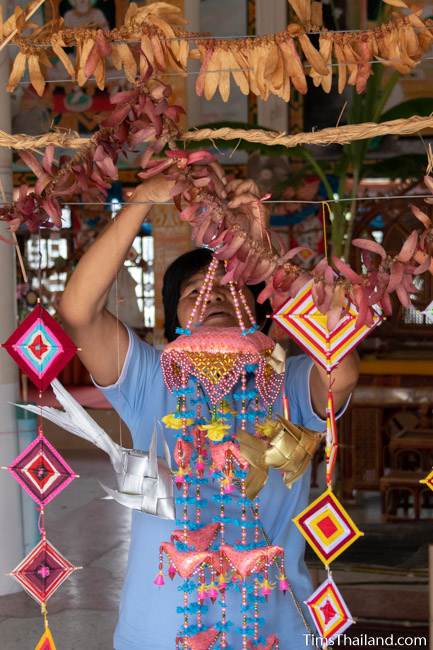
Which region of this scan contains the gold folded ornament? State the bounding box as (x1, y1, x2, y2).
(237, 417, 323, 500)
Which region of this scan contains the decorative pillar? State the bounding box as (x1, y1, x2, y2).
(0, 0, 25, 594)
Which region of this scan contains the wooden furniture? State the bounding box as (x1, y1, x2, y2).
(359, 359, 433, 377)
(389, 430, 433, 471)
(340, 383, 433, 501)
(379, 470, 432, 521)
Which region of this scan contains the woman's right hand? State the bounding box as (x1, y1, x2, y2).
(132, 175, 176, 205)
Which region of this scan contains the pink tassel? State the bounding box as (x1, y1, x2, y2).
(207, 584, 219, 602)
(261, 579, 272, 598)
(154, 572, 165, 586)
(175, 473, 185, 488)
(198, 589, 207, 602)
(279, 578, 288, 593)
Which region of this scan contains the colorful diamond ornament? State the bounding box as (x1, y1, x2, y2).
(305, 575, 354, 642)
(8, 428, 77, 507)
(272, 280, 382, 371)
(11, 537, 76, 605)
(1, 304, 77, 392)
(293, 488, 363, 566)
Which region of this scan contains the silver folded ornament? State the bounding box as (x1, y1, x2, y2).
(15, 379, 175, 520)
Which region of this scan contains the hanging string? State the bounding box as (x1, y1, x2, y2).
(41, 603, 49, 630)
(14, 55, 433, 87)
(34, 193, 433, 207)
(321, 201, 331, 261)
(37, 505, 46, 539)
(259, 522, 314, 636)
(113, 211, 123, 448)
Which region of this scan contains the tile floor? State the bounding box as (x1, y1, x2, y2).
(0, 452, 429, 649)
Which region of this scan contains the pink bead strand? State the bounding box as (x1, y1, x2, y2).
(180, 370, 190, 544)
(198, 257, 219, 323)
(254, 578, 260, 642)
(238, 285, 258, 328)
(241, 583, 248, 650)
(186, 257, 219, 331)
(228, 281, 246, 331)
(183, 590, 189, 650)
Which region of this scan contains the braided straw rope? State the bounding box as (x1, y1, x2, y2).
(2, 114, 433, 152)
(182, 115, 433, 148)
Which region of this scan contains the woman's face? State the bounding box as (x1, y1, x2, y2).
(70, 0, 92, 14)
(177, 268, 257, 330)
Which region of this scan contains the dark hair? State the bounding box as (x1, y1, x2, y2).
(162, 248, 272, 342)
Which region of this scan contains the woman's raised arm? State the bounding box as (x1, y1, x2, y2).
(58, 176, 174, 386)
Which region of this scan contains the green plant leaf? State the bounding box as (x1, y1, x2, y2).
(380, 97, 433, 122)
(362, 154, 427, 180)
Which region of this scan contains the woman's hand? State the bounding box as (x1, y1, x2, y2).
(132, 175, 176, 204)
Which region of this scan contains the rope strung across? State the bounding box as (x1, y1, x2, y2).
(2, 113, 433, 151)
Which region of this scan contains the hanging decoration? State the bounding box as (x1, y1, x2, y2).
(10, 536, 77, 605)
(3, 2, 433, 99)
(155, 258, 298, 648)
(3, 417, 79, 649)
(237, 418, 323, 500)
(1, 304, 77, 393)
(7, 426, 78, 507)
(2, 294, 80, 646)
(304, 575, 354, 643)
(293, 488, 363, 566)
(272, 280, 383, 370)
(270, 253, 376, 641)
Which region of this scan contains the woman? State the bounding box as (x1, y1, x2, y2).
(59, 174, 359, 649)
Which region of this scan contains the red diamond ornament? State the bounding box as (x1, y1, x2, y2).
(305, 576, 354, 641)
(1, 305, 77, 392)
(11, 537, 76, 605)
(293, 488, 363, 566)
(8, 429, 77, 507)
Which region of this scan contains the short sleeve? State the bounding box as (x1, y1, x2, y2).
(92, 325, 161, 433)
(285, 354, 351, 432)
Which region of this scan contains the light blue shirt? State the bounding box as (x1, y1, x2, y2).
(96, 327, 332, 650)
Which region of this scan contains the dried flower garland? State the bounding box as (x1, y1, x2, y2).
(0, 0, 46, 52)
(1, 72, 432, 331)
(4, 2, 433, 100)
